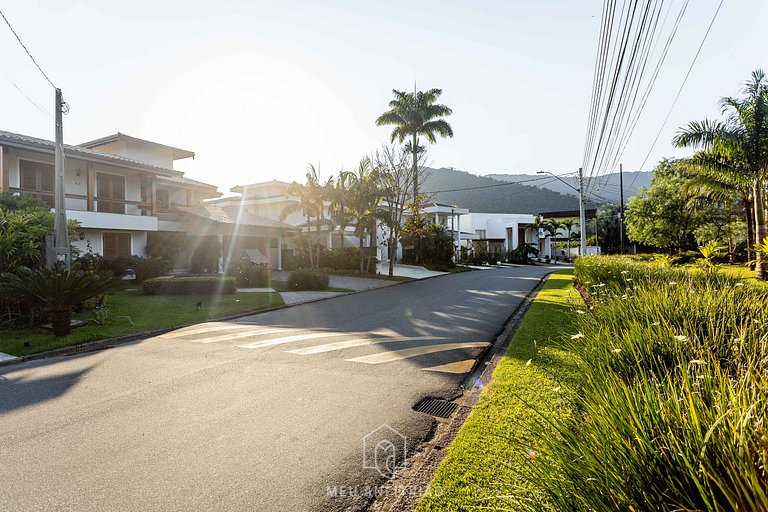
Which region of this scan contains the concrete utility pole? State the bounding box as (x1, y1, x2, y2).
(53, 88, 70, 272)
(578, 167, 587, 256)
(619, 163, 625, 254)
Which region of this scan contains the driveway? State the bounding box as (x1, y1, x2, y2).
(0, 265, 560, 512)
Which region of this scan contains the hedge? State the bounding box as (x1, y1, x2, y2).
(143, 276, 236, 295)
(287, 268, 329, 290)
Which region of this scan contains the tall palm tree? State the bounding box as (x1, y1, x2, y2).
(530, 214, 548, 258)
(560, 218, 578, 260)
(673, 70, 768, 279)
(348, 158, 382, 273)
(375, 88, 453, 199)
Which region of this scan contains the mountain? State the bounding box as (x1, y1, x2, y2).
(486, 171, 652, 205)
(422, 167, 580, 214)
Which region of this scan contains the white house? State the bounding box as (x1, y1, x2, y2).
(0, 130, 301, 273)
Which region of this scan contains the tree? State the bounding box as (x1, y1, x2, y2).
(374, 145, 417, 276)
(375, 88, 453, 200)
(673, 69, 768, 279)
(560, 217, 578, 260)
(625, 159, 717, 252)
(329, 170, 354, 250)
(347, 158, 382, 273)
(544, 218, 565, 259)
(280, 164, 331, 269)
(530, 215, 548, 256)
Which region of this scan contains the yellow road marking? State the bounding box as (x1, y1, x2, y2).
(346, 342, 490, 364)
(285, 336, 449, 356)
(238, 332, 338, 349)
(422, 359, 476, 374)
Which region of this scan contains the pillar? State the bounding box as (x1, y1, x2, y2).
(277, 234, 283, 270)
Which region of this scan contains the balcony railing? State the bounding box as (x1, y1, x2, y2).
(9, 188, 153, 216)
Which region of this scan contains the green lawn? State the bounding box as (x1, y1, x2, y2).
(415, 270, 582, 511)
(324, 270, 415, 282)
(0, 286, 283, 357)
(422, 264, 475, 274)
(720, 263, 757, 280)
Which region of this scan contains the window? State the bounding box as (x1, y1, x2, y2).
(97, 173, 126, 214)
(156, 189, 170, 210)
(102, 233, 132, 257)
(19, 160, 55, 207)
(476, 229, 487, 239)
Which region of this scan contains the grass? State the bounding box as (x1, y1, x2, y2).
(415, 270, 582, 511)
(422, 264, 475, 274)
(322, 269, 415, 282)
(0, 285, 283, 357)
(720, 263, 757, 280)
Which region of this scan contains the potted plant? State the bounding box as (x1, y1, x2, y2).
(0, 268, 119, 336)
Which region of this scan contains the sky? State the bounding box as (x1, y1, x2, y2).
(1, 0, 766, 194)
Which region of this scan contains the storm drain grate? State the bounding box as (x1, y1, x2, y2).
(413, 398, 458, 418)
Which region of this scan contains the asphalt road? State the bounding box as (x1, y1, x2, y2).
(0, 265, 560, 512)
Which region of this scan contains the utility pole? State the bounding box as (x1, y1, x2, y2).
(578, 167, 587, 256)
(53, 87, 70, 272)
(619, 163, 625, 254)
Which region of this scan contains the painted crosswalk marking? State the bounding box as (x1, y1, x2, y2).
(238, 332, 338, 350)
(160, 322, 261, 339)
(285, 336, 448, 356)
(346, 342, 489, 364)
(189, 328, 292, 344)
(422, 359, 476, 374)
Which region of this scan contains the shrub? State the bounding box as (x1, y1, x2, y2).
(671, 249, 701, 265)
(525, 255, 768, 511)
(143, 276, 236, 295)
(287, 268, 329, 290)
(190, 237, 221, 274)
(227, 258, 271, 287)
(130, 256, 171, 283)
(0, 268, 120, 336)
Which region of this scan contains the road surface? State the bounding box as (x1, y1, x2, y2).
(0, 265, 560, 511)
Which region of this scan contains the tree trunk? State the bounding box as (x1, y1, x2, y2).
(316, 217, 322, 269)
(307, 215, 314, 269)
(50, 309, 72, 337)
(388, 235, 396, 277)
(744, 197, 754, 267)
(359, 230, 365, 274)
(412, 133, 418, 200)
(754, 181, 766, 279)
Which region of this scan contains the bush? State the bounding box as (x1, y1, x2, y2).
(227, 258, 271, 287)
(525, 255, 768, 510)
(190, 237, 221, 274)
(284, 247, 362, 271)
(287, 268, 329, 290)
(143, 276, 236, 295)
(671, 249, 702, 265)
(131, 256, 171, 283)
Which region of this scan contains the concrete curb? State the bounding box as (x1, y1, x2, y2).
(0, 269, 468, 369)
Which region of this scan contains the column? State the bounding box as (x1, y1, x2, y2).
(277, 234, 283, 270)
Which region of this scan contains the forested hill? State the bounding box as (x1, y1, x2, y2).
(421, 167, 580, 214)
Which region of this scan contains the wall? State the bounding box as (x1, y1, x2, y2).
(71, 229, 148, 257)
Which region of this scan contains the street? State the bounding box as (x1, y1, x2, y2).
(0, 266, 558, 512)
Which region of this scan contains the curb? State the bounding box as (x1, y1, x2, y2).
(374, 269, 558, 512)
(0, 269, 466, 369)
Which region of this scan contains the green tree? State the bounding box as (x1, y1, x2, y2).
(280, 165, 331, 268)
(560, 217, 578, 260)
(375, 88, 453, 200)
(626, 159, 717, 252)
(347, 158, 382, 273)
(673, 69, 768, 278)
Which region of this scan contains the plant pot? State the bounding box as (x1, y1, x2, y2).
(50, 309, 72, 337)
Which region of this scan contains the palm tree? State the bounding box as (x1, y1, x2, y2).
(680, 151, 754, 263)
(375, 88, 453, 199)
(530, 214, 548, 258)
(280, 165, 328, 268)
(347, 158, 382, 273)
(329, 170, 354, 250)
(673, 70, 768, 279)
(560, 218, 578, 261)
(545, 218, 566, 260)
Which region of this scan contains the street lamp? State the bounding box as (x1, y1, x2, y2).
(537, 170, 587, 256)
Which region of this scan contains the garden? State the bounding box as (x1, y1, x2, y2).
(416, 255, 767, 511)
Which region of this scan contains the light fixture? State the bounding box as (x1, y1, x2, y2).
(78, 231, 85, 241)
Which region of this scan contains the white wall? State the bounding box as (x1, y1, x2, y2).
(71, 229, 148, 257)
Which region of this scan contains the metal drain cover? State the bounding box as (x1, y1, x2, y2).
(413, 398, 458, 418)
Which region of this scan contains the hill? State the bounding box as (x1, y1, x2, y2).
(421, 167, 580, 214)
(486, 171, 652, 204)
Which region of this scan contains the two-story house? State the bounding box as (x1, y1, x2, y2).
(0, 130, 223, 264)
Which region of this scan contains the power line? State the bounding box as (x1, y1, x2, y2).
(0, 8, 56, 89)
(425, 175, 556, 193)
(629, 0, 724, 191)
(2, 74, 53, 119)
